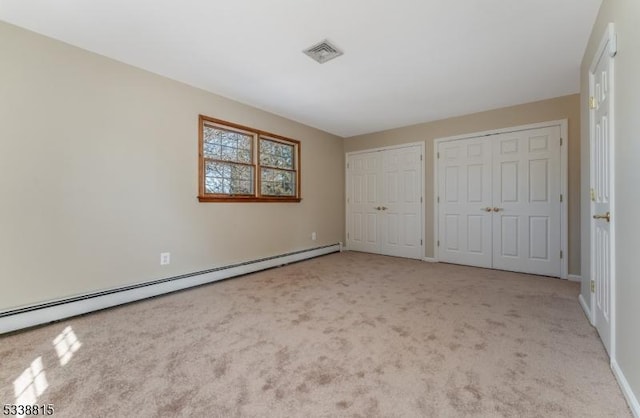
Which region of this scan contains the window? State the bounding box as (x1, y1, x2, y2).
(198, 115, 301, 202)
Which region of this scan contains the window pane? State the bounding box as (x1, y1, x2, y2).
(261, 167, 295, 196)
(205, 161, 254, 195)
(203, 125, 252, 163)
(260, 138, 294, 169)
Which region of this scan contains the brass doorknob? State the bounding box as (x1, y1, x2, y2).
(492, 207, 503, 212)
(482, 207, 492, 212)
(593, 211, 611, 222)
(381, 206, 388, 211)
(374, 206, 382, 210)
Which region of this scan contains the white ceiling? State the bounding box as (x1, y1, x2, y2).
(0, 0, 602, 137)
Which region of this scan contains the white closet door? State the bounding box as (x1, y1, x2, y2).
(347, 145, 423, 259)
(347, 152, 381, 254)
(437, 138, 493, 268)
(437, 126, 563, 277)
(381, 145, 423, 259)
(491, 127, 561, 276)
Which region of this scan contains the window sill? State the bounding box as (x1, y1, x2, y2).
(198, 196, 302, 203)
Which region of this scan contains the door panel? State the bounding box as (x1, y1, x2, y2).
(529, 216, 549, 260)
(467, 215, 484, 253)
(445, 166, 460, 202)
(529, 160, 549, 202)
(500, 161, 519, 202)
(386, 213, 399, 245)
(445, 215, 460, 251)
(438, 138, 493, 268)
(467, 165, 484, 202)
(492, 127, 561, 276)
(347, 153, 381, 254)
(591, 43, 612, 355)
(500, 216, 519, 257)
(381, 146, 423, 258)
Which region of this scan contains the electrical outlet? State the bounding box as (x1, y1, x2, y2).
(160, 252, 171, 265)
(311, 232, 317, 241)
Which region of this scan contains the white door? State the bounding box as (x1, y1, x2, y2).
(492, 127, 562, 276)
(437, 126, 563, 277)
(590, 40, 613, 355)
(347, 151, 381, 254)
(347, 145, 423, 259)
(437, 138, 493, 268)
(381, 146, 423, 259)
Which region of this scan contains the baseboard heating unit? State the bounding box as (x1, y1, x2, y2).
(0, 243, 341, 334)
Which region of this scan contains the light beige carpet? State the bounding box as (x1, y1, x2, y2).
(0, 252, 631, 417)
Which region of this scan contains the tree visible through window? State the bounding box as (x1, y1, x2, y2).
(203, 125, 254, 195)
(260, 138, 296, 197)
(198, 116, 301, 202)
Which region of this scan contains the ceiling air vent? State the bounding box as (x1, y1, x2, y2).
(303, 39, 343, 64)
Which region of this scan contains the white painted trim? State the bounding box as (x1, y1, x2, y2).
(346, 141, 425, 156)
(345, 141, 426, 260)
(589, 22, 616, 360)
(567, 274, 581, 282)
(422, 257, 438, 263)
(0, 244, 340, 335)
(433, 119, 569, 279)
(560, 120, 569, 279)
(433, 120, 568, 143)
(608, 22, 617, 363)
(612, 359, 640, 418)
(421, 141, 426, 260)
(579, 294, 593, 325)
(433, 141, 440, 261)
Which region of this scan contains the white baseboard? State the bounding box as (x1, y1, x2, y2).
(567, 274, 582, 282)
(0, 244, 340, 335)
(612, 359, 640, 418)
(423, 257, 438, 263)
(578, 294, 593, 324)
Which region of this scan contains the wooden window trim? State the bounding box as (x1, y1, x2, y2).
(198, 115, 301, 202)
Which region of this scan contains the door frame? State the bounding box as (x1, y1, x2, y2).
(433, 119, 569, 279)
(345, 141, 426, 259)
(588, 23, 616, 354)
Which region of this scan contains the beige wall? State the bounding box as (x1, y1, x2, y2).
(0, 22, 345, 310)
(581, 0, 640, 407)
(345, 95, 581, 275)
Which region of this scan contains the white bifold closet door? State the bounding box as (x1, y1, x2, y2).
(438, 138, 493, 268)
(347, 145, 423, 260)
(438, 126, 562, 277)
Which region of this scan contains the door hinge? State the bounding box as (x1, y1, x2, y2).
(591, 280, 595, 293)
(437, 152, 440, 159)
(347, 163, 350, 169)
(560, 194, 563, 202)
(437, 240, 440, 247)
(421, 239, 423, 245)
(420, 154, 423, 161)
(437, 196, 440, 203)
(589, 96, 597, 110)
(347, 197, 350, 203)
(560, 250, 563, 259)
(590, 188, 596, 201)
(560, 137, 563, 146)
(420, 196, 423, 203)
(347, 232, 349, 239)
